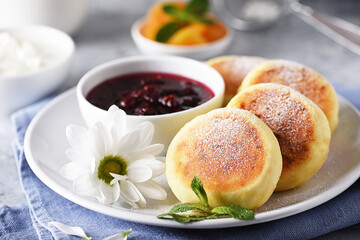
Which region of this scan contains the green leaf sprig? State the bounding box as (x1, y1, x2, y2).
(157, 176, 254, 223)
(155, 0, 215, 43)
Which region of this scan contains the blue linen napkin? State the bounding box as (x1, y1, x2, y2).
(1, 85, 360, 240)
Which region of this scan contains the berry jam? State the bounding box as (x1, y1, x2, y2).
(86, 72, 215, 115)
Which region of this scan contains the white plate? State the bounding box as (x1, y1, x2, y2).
(24, 88, 360, 229)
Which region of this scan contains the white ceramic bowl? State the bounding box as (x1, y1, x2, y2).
(0, 25, 74, 118)
(131, 18, 233, 60)
(77, 55, 225, 151)
(0, 0, 88, 35)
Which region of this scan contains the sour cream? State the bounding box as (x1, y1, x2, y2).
(0, 32, 57, 76)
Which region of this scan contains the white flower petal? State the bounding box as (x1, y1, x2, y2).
(89, 124, 106, 159)
(120, 180, 140, 203)
(117, 128, 142, 153)
(96, 196, 110, 205)
(66, 125, 88, 151)
(48, 222, 91, 239)
(90, 157, 97, 174)
(102, 228, 132, 240)
(110, 179, 117, 186)
(119, 187, 139, 208)
(102, 232, 123, 240)
(132, 184, 146, 207)
(115, 180, 146, 208)
(120, 194, 138, 208)
(113, 181, 121, 203)
(106, 105, 120, 120)
(129, 159, 165, 178)
(73, 174, 96, 196)
(60, 162, 83, 181)
(127, 164, 152, 183)
(130, 144, 164, 156)
(126, 153, 155, 162)
(96, 122, 112, 155)
(108, 109, 127, 152)
(100, 181, 120, 204)
(137, 122, 154, 148)
(135, 180, 167, 200)
(65, 148, 89, 166)
(107, 105, 126, 122)
(110, 173, 128, 184)
(89, 173, 100, 187)
(156, 156, 166, 162)
(107, 105, 127, 131)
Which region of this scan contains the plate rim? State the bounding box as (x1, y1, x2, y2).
(24, 87, 360, 229)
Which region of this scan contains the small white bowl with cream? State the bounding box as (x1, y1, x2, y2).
(0, 0, 88, 35)
(0, 25, 74, 117)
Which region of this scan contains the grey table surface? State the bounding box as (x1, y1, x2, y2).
(1, 0, 360, 239)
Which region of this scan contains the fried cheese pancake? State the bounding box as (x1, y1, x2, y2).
(239, 60, 338, 132)
(228, 83, 331, 191)
(166, 108, 282, 209)
(206, 56, 266, 106)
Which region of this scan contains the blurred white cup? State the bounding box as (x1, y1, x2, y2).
(0, 0, 88, 35)
(213, 0, 289, 31)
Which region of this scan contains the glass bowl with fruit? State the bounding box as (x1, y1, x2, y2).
(131, 0, 233, 60)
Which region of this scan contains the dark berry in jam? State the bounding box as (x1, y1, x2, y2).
(86, 72, 214, 115)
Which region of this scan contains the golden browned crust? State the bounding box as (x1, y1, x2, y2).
(228, 83, 331, 191)
(166, 107, 282, 209)
(239, 60, 339, 132)
(232, 85, 314, 173)
(207, 56, 266, 105)
(176, 109, 265, 191)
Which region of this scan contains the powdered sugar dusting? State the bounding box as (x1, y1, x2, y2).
(181, 108, 265, 192)
(254, 60, 332, 118)
(237, 86, 314, 170)
(210, 56, 266, 95)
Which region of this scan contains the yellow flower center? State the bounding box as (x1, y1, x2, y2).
(97, 155, 127, 184)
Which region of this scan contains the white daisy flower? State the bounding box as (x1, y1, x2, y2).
(60, 105, 167, 208)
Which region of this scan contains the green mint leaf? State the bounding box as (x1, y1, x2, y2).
(157, 213, 218, 223)
(163, 4, 181, 16)
(169, 202, 211, 214)
(191, 176, 209, 207)
(157, 176, 256, 223)
(173, 214, 218, 223)
(155, 21, 181, 42)
(122, 228, 132, 238)
(157, 213, 173, 219)
(163, 4, 191, 23)
(191, 15, 214, 25)
(211, 205, 255, 220)
(186, 0, 210, 15)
